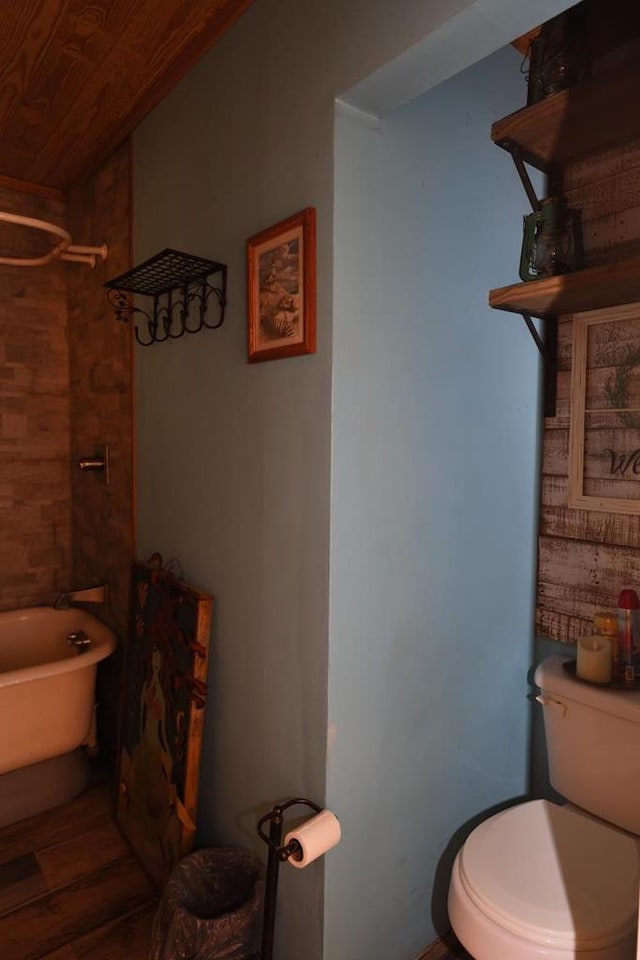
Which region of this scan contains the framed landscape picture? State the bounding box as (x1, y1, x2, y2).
(247, 206, 316, 362)
(569, 302, 640, 514)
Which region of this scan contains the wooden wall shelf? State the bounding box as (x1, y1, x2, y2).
(490, 55, 640, 419)
(491, 64, 640, 170)
(490, 256, 640, 319)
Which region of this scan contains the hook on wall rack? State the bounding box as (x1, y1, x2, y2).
(104, 248, 227, 346)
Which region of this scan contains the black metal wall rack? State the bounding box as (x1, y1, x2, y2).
(104, 248, 227, 346)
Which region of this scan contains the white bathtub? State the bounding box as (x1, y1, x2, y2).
(0, 606, 116, 776)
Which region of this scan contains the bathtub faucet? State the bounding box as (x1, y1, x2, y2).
(54, 583, 109, 609)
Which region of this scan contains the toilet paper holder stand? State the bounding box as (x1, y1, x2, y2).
(257, 797, 322, 960)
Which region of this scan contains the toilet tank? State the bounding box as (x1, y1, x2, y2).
(535, 655, 640, 834)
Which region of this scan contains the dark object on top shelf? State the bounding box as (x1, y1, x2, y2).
(527, 5, 590, 105)
(104, 248, 227, 346)
(519, 197, 583, 283)
(494, 63, 640, 172)
(586, 0, 640, 78)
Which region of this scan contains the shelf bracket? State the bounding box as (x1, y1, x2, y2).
(521, 312, 557, 418)
(510, 147, 542, 213)
(496, 138, 562, 212)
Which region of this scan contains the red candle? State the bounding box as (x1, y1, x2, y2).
(617, 589, 640, 683)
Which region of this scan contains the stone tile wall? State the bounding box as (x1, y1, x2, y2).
(0, 147, 133, 768)
(0, 188, 72, 610)
(66, 142, 134, 763)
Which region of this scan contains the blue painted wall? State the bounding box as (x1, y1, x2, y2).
(132, 2, 572, 957)
(326, 46, 541, 959)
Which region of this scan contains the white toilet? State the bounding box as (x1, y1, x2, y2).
(448, 655, 640, 960)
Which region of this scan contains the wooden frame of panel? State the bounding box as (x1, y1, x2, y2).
(569, 301, 640, 514)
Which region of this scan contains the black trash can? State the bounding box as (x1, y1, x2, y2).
(150, 847, 263, 960)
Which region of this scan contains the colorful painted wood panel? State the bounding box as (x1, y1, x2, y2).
(116, 559, 212, 887)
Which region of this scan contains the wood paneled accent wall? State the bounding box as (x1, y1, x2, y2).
(0, 188, 72, 610)
(0, 0, 254, 192)
(536, 136, 640, 641)
(66, 142, 133, 762)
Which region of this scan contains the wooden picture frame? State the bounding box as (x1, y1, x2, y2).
(247, 206, 316, 362)
(116, 560, 212, 888)
(569, 301, 640, 514)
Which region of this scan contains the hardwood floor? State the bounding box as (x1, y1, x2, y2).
(416, 934, 473, 960)
(0, 788, 475, 960)
(0, 785, 156, 960)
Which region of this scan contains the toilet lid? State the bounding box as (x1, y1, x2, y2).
(459, 800, 639, 949)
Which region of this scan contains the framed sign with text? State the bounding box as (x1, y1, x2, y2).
(569, 302, 640, 514)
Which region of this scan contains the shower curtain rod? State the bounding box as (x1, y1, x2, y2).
(0, 211, 107, 268)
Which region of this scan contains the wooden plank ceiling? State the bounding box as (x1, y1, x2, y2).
(0, 0, 254, 194)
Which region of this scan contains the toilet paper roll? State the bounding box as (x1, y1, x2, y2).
(284, 809, 341, 869)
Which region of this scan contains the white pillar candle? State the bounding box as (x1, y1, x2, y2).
(577, 635, 612, 684)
